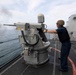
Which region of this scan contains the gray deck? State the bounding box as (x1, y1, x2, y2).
(0, 46, 75, 75)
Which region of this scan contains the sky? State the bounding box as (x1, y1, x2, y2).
(0, 0, 76, 29)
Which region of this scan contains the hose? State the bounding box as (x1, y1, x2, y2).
(21, 30, 39, 46)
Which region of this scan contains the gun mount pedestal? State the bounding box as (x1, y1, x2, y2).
(23, 41, 50, 65)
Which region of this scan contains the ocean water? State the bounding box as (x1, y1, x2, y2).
(0, 26, 23, 68)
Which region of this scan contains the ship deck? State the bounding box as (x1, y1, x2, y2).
(0, 40, 76, 75)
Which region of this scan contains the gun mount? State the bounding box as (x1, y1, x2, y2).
(4, 14, 50, 65)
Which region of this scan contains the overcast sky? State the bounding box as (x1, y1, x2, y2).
(0, 0, 76, 29)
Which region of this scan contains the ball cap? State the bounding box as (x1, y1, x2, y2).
(57, 20, 65, 26)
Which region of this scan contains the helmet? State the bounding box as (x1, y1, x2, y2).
(57, 20, 65, 26)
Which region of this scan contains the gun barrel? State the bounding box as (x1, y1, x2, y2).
(3, 24, 16, 26)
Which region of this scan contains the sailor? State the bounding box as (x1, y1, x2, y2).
(44, 20, 71, 72)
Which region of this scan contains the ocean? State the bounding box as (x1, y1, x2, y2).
(0, 26, 23, 68)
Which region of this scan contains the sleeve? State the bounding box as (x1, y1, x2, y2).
(56, 28, 63, 33)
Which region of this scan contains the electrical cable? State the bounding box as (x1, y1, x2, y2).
(21, 30, 39, 46)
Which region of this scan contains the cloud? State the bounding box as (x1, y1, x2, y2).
(9, 10, 26, 23)
(0, 7, 12, 17)
(7, 10, 36, 23)
(23, 0, 46, 12)
(0, 7, 12, 24)
(0, 0, 14, 5)
(0, 0, 76, 29)
(45, 1, 76, 29)
(0, 0, 46, 24)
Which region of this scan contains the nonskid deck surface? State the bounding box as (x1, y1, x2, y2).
(0, 51, 74, 75)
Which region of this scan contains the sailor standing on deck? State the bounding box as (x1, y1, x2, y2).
(44, 20, 71, 72)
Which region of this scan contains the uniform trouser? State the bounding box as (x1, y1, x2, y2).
(60, 41, 71, 70)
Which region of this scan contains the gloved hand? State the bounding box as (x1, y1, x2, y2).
(44, 29, 48, 33)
